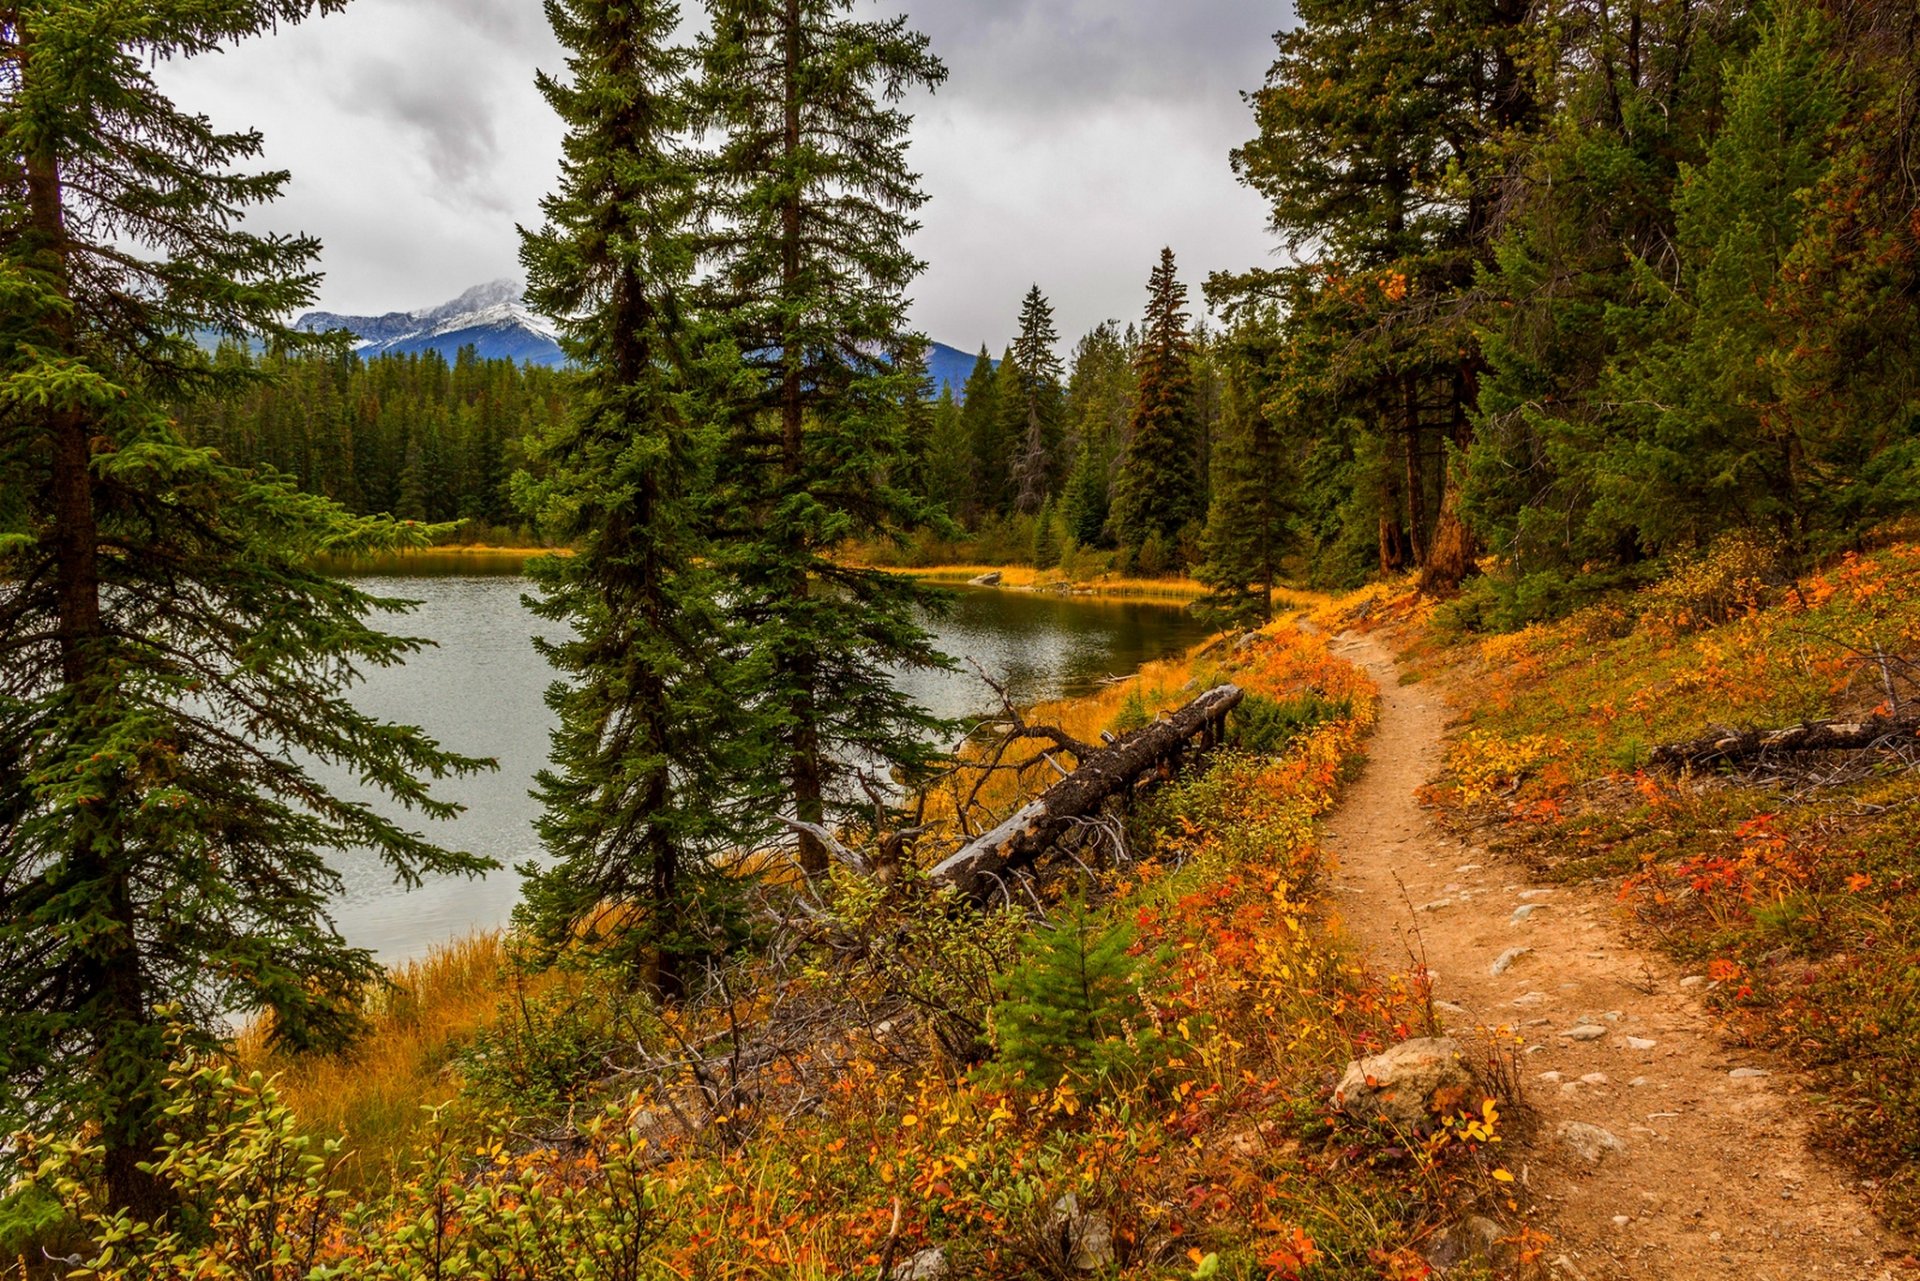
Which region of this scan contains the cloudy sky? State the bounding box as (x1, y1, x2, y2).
(162, 0, 1293, 354)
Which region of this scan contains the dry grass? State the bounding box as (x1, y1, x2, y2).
(232, 933, 550, 1174)
(876, 562, 1210, 602)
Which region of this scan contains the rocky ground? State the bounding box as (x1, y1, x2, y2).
(1325, 627, 1915, 1280)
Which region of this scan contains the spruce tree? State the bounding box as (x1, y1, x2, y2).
(1197, 316, 1293, 624)
(991, 897, 1159, 1091)
(957, 346, 1004, 525)
(0, 1, 492, 1214)
(1008, 285, 1066, 515)
(696, 0, 951, 877)
(1112, 249, 1202, 568)
(513, 0, 759, 997)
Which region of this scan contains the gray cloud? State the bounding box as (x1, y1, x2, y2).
(161, 0, 1293, 351)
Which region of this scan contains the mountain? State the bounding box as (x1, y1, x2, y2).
(295, 282, 987, 396)
(926, 342, 988, 401)
(295, 280, 564, 367)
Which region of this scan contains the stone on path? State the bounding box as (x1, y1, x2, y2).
(1491, 947, 1531, 976)
(1558, 1121, 1628, 1166)
(1562, 1025, 1608, 1042)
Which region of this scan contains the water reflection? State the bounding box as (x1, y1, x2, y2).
(317, 573, 1213, 963)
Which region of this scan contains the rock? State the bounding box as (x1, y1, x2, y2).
(1729, 1068, 1772, 1081)
(1234, 631, 1262, 654)
(1580, 1072, 1611, 1087)
(1680, 975, 1709, 990)
(1434, 1000, 1470, 1017)
(1425, 1215, 1513, 1272)
(1491, 947, 1532, 977)
(1519, 889, 1554, 901)
(968, 571, 1003, 587)
(1561, 1025, 1608, 1042)
(1538, 1071, 1565, 1084)
(1558, 1121, 1628, 1166)
(1045, 1195, 1114, 1271)
(1511, 904, 1548, 925)
(1626, 1037, 1658, 1052)
(1334, 1037, 1477, 1133)
(1612, 1215, 1632, 1227)
(1629, 1077, 1650, 1088)
(892, 1248, 949, 1281)
(1419, 898, 1455, 913)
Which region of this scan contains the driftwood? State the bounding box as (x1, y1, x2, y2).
(930, 683, 1244, 901)
(1650, 715, 1920, 768)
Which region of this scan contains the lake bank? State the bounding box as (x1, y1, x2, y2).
(317, 573, 1215, 965)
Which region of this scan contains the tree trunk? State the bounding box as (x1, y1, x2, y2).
(930, 684, 1244, 901)
(1651, 716, 1920, 768)
(1419, 364, 1480, 597)
(779, 0, 828, 878)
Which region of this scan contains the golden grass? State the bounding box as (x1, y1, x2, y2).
(877, 562, 1210, 602)
(232, 933, 549, 1173)
(923, 605, 1335, 832)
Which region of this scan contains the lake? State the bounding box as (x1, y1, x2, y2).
(319, 568, 1215, 963)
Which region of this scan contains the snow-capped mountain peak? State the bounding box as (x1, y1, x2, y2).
(296, 280, 563, 366)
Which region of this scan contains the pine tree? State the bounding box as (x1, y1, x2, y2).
(1225, 0, 1539, 592)
(1008, 285, 1066, 515)
(1197, 316, 1293, 624)
(512, 0, 760, 997)
(1112, 249, 1202, 568)
(922, 387, 971, 518)
(1059, 322, 1136, 549)
(696, 0, 951, 877)
(957, 347, 1004, 525)
(1031, 498, 1063, 570)
(991, 898, 1159, 1091)
(0, 2, 492, 1215)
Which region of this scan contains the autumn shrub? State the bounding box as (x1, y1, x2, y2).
(1638, 530, 1785, 636)
(831, 869, 1028, 1064)
(456, 967, 659, 1124)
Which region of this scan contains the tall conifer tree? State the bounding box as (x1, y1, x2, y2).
(958, 346, 1004, 525)
(696, 0, 950, 876)
(1196, 316, 1293, 624)
(1009, 285, 1065, 515)
(513, 0, 758, 996)
(0, 1, 491, 1213)
(1112, 249, 1201, 567)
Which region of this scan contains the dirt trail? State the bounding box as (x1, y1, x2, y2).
(1324, 627, 1909, 1280)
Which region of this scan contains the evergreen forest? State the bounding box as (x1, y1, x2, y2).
(3, 0, 1919, 1276)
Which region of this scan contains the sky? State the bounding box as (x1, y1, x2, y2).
(161, 0, 1293, 355)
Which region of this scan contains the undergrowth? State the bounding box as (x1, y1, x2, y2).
(8, 620, 1537, 1279)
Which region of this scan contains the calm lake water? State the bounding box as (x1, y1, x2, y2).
(320, 570, 1214, 963)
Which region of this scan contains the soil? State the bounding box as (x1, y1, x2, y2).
(1324, 626, 1915, 1280)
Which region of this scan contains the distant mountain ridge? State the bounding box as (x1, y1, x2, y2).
(296, 281, 984, 397)
(295, 280, 565, 366)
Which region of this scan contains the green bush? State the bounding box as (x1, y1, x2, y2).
(457, 973, 659, 1120)
(1229, 691, 1352, 756)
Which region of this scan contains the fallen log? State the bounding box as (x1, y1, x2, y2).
(1650, 714, 1920, 768)
(930, 683, 1244, 901)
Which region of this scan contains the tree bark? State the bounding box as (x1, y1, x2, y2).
(1650, 716, 1920, 768)
(930, 684, 1244, 901)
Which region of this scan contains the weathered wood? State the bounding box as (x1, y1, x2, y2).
(930, 684, 1244, 901)
(1650, 715, 1920, 768)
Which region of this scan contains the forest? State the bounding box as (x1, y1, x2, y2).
(3, 0, 1918, 1277)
